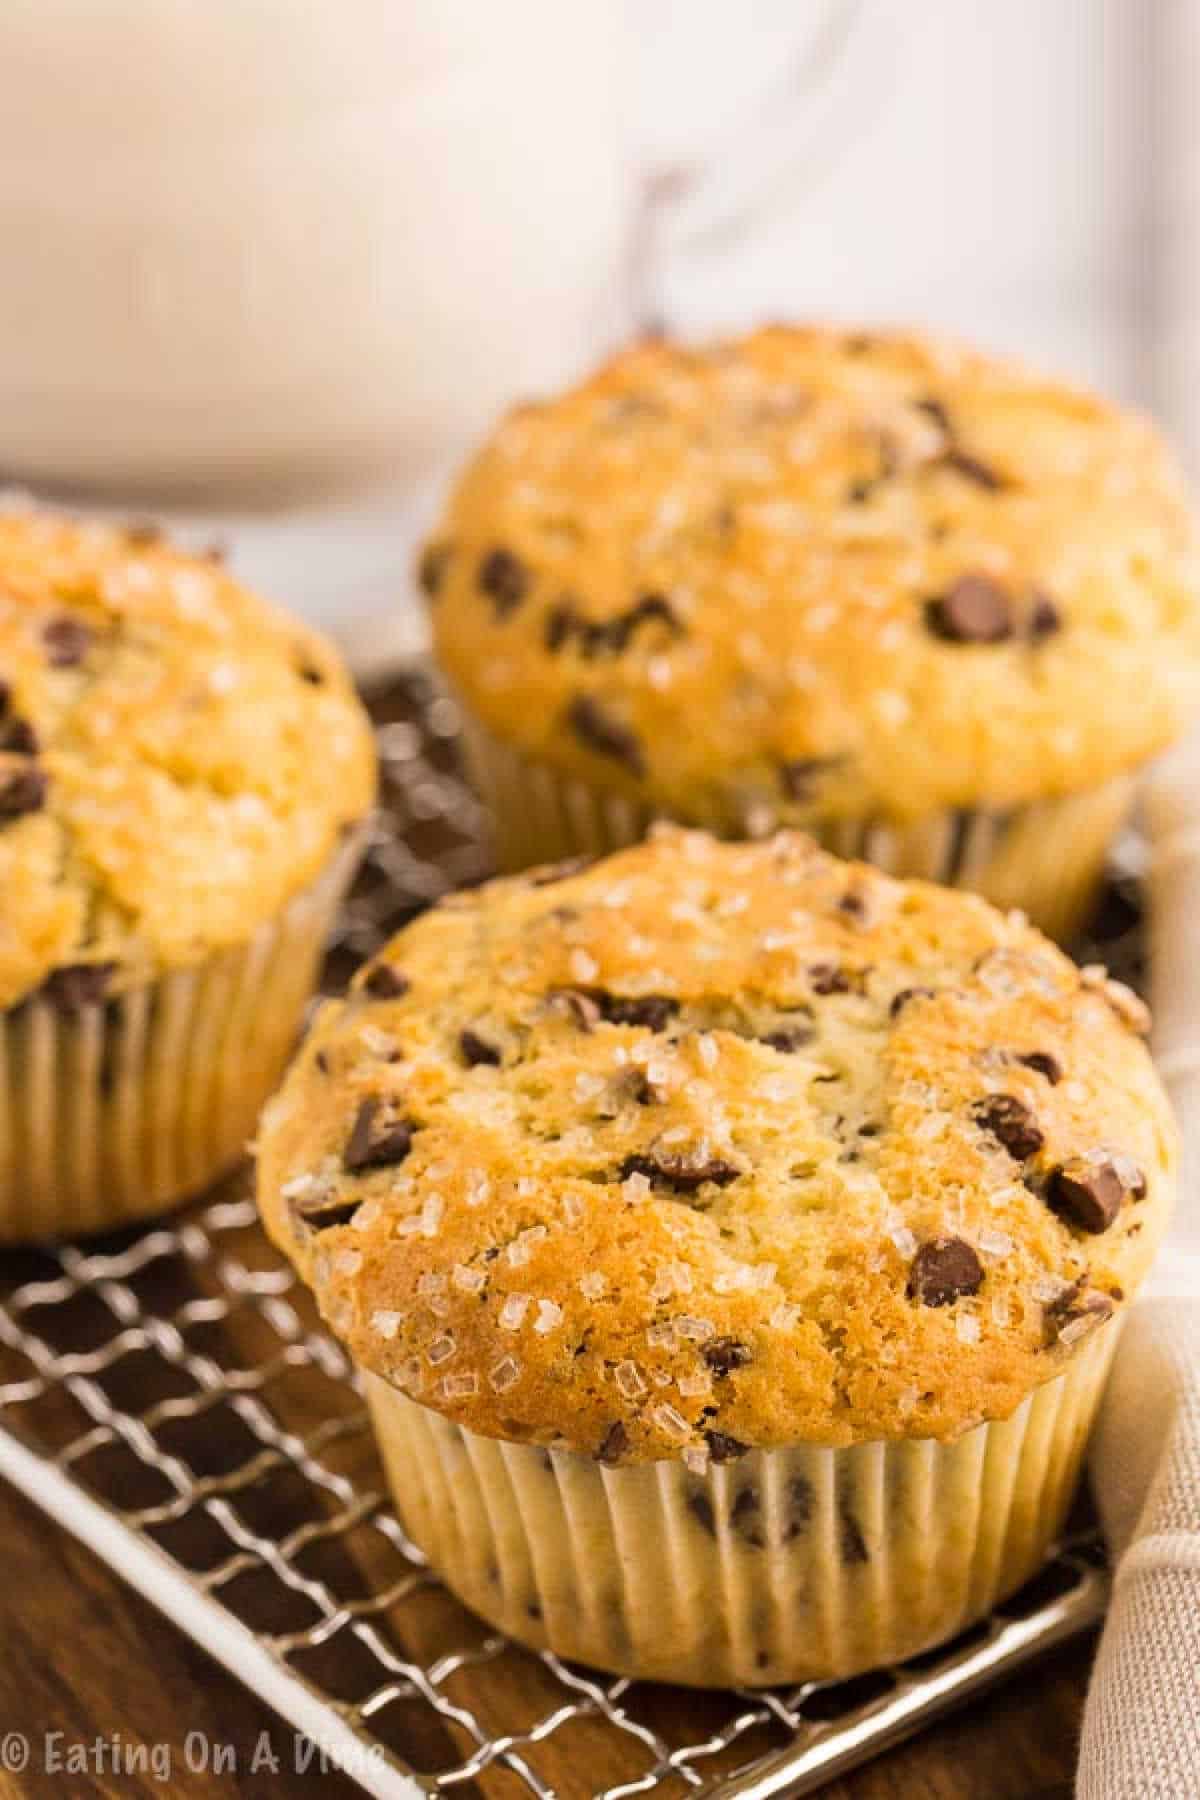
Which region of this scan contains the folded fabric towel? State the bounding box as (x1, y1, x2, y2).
(1077, 735, 1200, 1798)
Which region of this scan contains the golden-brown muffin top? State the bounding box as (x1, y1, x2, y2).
(257, 828, 1174, 1466)
(0, 511, 376, 1010)
(428, 326, 1200, 827)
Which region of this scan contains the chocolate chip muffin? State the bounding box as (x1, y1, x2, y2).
(425, 325, 1200, 939)
(0, 510, 376, 1239)
(257, 827, 1174, 1685)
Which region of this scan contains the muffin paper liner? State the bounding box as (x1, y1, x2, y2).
(457, 706, 1134, 942)
(0, 827, 367, 1242)
(364, 1324, 1116, 1688)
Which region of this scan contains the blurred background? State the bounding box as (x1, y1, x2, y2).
(0, 0, 1186, 671)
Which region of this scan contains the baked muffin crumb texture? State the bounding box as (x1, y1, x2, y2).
(258, 826, 1175, 1464)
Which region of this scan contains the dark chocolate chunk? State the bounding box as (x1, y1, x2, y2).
(1046, 1156, 1142, 1234)
(0, 763, 47, 820)
(940, 447, 1005, 490)
(688, 1490, 717, 1536)
(1043, 1281, 1115, 1347)
(972, 1093, 1045, 1161)
(809, 962, 851, 996)
(296, 659, 325, 685)
(0, 716, 37, 754)
(595, 991, 679, 1031)
(840, 1508, 870, 1565)
(705, 1429, 748, 1463)
(925, 575, 1014, 643)
(343, 1096, 414, 1173)
(730, 1476, 814, 1550)
(619, 1150, 741, 1193)
(760, 1022, 815, 1053)
(779, 755, 844, 805)
(915, 395, 952, 436)
(362, 962, 410, 1000)
(889, 985, 936, 1019)
(40, 961, 116, 1011)
(290, 1188, 361, 1232)
(596, 1420, 629, 1465)
(544, 600, 578, 653)
(42, 616, 92, 667)
(417, 541, 453, 599)
(615, 592, 683, 650)
(566, 694, 645, 775)
(478, 547, 529, 618)
(1029, 590, 1062, 640)
(460, 1027, 502, 1068)
(907, 1236, 984, 1306)
(1017, 1050, 1062, 1085)
(702, 1336, 753, 1377)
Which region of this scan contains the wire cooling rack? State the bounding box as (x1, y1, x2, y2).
(0, 667, 1131, 1800)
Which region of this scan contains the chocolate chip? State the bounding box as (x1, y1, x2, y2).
(619, 1150, 741, 1193)
(40, 962, 116, 1011)
(0, 678, 8, 712)
(940, 447, 1005, 491)
(596, 1421, 629, 1465)
(478, 547, 529, 618)
(972, 1094, 1044, 1161)
(915, 395, 952, 436)
(908, 1236, 984, 1306)
(702, 1337, 753, 1377)
(1029, 590, 1062, 640)
(840, 1509, 870, 1565)
(290, 1188, 361, 1232)
(730, 1477, 814, 1550)
(809, 963, 851, 996)
(1043, 1282, 1115, 1347)
(760, 1023, 814, 1053)
(544, 600, 578, 653)
(460, 1027, 502, 1068)
(1017, 1051, 1062, 1085)
(779, 756, 844, 805)
(343, 1096, 414, 1173)
(362, 962, 410, 1000)
(705, 1429, 748, 1463)
(296, 659, 324, 685)
(42, 616, 92, 667)
(616, 592, 683, 650)
(688, 1490, 716, 1536)
(417, 541, 453, 599)
(566, 695, 645, 775)
(925, 575, 1014, 644)
(1046, 1156, 1142, 1234)
(314, 1049, 330, 1075)
(889, 985, 936, 1018)
(0, 764, 47, 820)
(593, 992, 679, 1031)
(0, 716, 37, 754)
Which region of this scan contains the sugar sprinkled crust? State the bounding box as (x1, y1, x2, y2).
(428, 325, 1200, 825)
(257, 827, 1174, 1463)
(0, 511, 376, 1009)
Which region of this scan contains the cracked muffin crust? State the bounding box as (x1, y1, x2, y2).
(257, 826, 1175, 1466)
(0, 511, 376, 1010)
(427, 325, 1200, 825)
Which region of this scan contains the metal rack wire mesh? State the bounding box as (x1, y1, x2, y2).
(0, 667, 1128, 1799)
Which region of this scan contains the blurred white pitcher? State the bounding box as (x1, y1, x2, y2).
(0, 0, 880, 664)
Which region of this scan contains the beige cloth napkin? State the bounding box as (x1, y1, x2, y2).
(1077, 736, 1200, 1797)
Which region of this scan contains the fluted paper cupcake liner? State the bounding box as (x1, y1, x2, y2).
(457, 706, 1134, 943)
(364, 1325, 1116, 1688)
(0, 827, 367, 1242)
